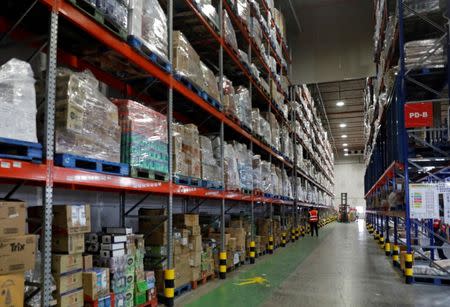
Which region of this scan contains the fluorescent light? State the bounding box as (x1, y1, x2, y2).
(336, 101, 345, 107)
(344, 153, 349, 156)
(341, 135, 347, 138)
(339, 123, 347, 128)
(342, 143, 348, 147)
(344, 148, 349, 152)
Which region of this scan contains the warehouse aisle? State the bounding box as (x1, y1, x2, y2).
(179, 220, 450, 307)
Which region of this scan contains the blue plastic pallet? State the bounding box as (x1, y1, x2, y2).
(201, 179, 224, 190)
(173, 73, 204, 97)
(127, 35, 172, 73)
(173, 174, 202, 187)
(264, 193, 274, 198)
(0, 137, 42, 163)
(55, 153, 129, 176)
(201, 91, 223, 111)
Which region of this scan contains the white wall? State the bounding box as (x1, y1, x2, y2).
(333, 157, 365, 211)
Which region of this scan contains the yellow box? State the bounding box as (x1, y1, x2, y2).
(0, 273, 24, 307)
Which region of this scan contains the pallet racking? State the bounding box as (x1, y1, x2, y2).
(0, 0, 335, 305)
(365, 0, 450, 284)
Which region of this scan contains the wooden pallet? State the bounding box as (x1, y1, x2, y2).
(127, 35, 172, 73)
(54, 153, 129, 176)
(130, 167, 169, 182)
(67, 0, 127, 39)
(0, 137, 42, 163)
(191, 272, 215, 290)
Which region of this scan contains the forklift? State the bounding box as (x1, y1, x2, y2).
(338, 193, 349, 223)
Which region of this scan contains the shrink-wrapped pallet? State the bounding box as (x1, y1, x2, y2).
(200, 136, 221, 182)
(53, 68, 121, 162)
(405, 39, 446, 69)
(98, 0, 128, 30)
(194, 0, 219, 28)
(236, 0, 250, 26)
(184, 124, 202, 178)
(259, 115, 271, 145)
(252, 155, 262, 191)
(224, 143, 240, 190)
(224, 10, 238, 52)
(128, 0, 168, 61)
(251, 108, 261, 136)
(221, 76, 238, 116)
(113, 99, 168, 174)
(172, 31, 204, 88)
(261, 160, 272, 194)
(0, 59, 37, 143)
(235, 86, 252, 129)
(251, 17, 262, 48)
(200, 62, 221, 103)
(234, 142, 253, 190)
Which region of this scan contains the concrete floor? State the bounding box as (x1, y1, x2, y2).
(179, 220, 450, 307)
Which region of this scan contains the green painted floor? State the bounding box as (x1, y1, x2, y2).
(184, 224, 335, 307)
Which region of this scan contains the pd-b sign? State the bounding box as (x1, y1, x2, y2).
(404, 102, 433, 128)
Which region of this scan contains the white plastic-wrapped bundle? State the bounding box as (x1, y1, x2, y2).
(172, 31, 204, 88)
(194, 0, 219, 29)
(0, 59, 37, 143)
(200, 135, 221, 182)
(251, 17, 262, 48)
(234, 142, 253, 190)
(98, 0, 128, 30)
(259, 115, 271, 145)
(252, 155, 262, 191)
(224, 143, 240, 190)
(405, 39, 446, 69)
(252, 108, 261, 136)
(404, 0, 442, 17)
(200, 61, 221, 103)
(236, 0, 250, 26)
(262, 112, 280, 150)
(224, 10, 238, 52)
(261, 160, 272, 194)
(54, 68, 121, 162)
(235, 86, 252, 128)
(128, 0, 168, 62)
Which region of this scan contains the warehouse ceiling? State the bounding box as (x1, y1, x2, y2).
(309, 78, 366, 159)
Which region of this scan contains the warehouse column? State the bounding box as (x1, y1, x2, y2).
(385, 216, 391, 256)
(379, 215, 385, 248)
(41, 9, 58, 307)
(164, 0, 175, 305)
(393, 217, 400, 266)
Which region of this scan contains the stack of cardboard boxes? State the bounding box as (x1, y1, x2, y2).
(173, 123, 202, 179)
(257, 218, 272, 252)
(226, 219, 247, 264)
(0, 200, 37, 307)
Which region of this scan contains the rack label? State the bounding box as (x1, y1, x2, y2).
(404, 102, 433, 128)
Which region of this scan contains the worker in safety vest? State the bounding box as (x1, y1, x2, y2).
(308, 207, 319, 237)
(433, 219, 448, 260)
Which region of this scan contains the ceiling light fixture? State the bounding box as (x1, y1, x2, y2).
(336, 101, 345, 107)
(339, 123, 347, 128)
(344, 148, 349, 152)
(341, 135, 347, 138)
(344, 153, 349, 156)
(342, 143, 348, 147)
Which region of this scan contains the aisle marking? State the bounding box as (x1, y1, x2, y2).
(236, 276, 269, 287)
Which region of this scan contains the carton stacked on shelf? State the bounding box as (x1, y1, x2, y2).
(0, 59, 38, 143)
(51, 68, 121, 162)
(30, 204, 92, 307)
(194, 0, 220, 29)
(252, 108, 261, 137)
(252, 155, 262, 191)
(223, 142, 241, 190)
(226, 220, 247, 261)
(200, 62, 221, 104)
(114, 99, 169, 177)
(257, 218, 271, 252)
(221, 76, 239, 117)
(262, 112, 280, 151)
(172, 31, 204, 88)
(234, 142, 253, 191)
(235, 86, 252, 130)
(173, 123, 202, 179)
(224, 10, 239, 52)
(1, 200, 37, 307)
(128, 0, 168, 62)
(259, 115, 272, 145)
(200, 136, 222, 185)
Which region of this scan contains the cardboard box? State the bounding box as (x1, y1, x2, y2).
(56, 288, 83, 307)
(83, 255, 93, 270)
(139, 208, 167, 246)
(226, 228, 246, 250)
(125, 288, 134, 307)
(0, 234, 36, 274)
(52, 254, 83, 275)
(227, 237, 237, 251)
(134, 280, 148, 305)
(0, 273, 24, 307)
(229, 219, 243, 228)
(0, 200, 26, 236)
(53, 233, 85, 254)
(191, 267, 200, 281)
(82, 268, 110, 301)
(188, 235, 202, 251)
(187, 225, 201, 236)
(209, 233, 230, 246)
(173, 214, 199, 227)
(29, 204, 91, 235)
(145, 271, 156, 289)
(189, 250, 201, 267)
(54, 271, 83, 294)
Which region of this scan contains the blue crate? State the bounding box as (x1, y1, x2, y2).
(173, 174, 202, 187)
(201, 91, 223, 111)
(55, 153, 129, 176)
(173, 73, 204, 97)
(202, 179, 224, 190)
(0, 137, 42, 163)
(127, 35, 172, 73)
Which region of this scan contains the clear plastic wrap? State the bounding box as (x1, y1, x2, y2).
(259, 115, 271, 145)
(0, 58, 37, 143)
(239, 49, 250, 68)
(194, 0, 219, 29)
(220, 76, 239, 116)
(252, 155, 262, 191)
(234, 142, 253, 190)
(128, 0, 168, 62)
(99, 0, 128, 30)
(235, 86, 252, 129)
(273, 8, 286, 40)
(261, 160, 272, 194)
(224, 143, 240, 190)
(251, 17, 263, 48)
(271, 165, 281, 196)
(200, 135, 221, 182)
(404, 0, 442, 17)
(405, 38, 446, 69)
(113, 99, 168, 173)
(262, 112, 280, 150)
(236, 0, 250, 26)
(172, 31, 204, 88)
(53, 68, 121, 162)
(200, 61, 221, 103)
(172, 123, 201, 178)
(280, 126, 292, 159)
(224, 10, 239, 52)
(173, 123, 188, 176)
(252, 108, 261, 136)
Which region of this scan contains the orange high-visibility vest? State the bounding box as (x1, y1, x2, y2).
(309, 210, 318, 222)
